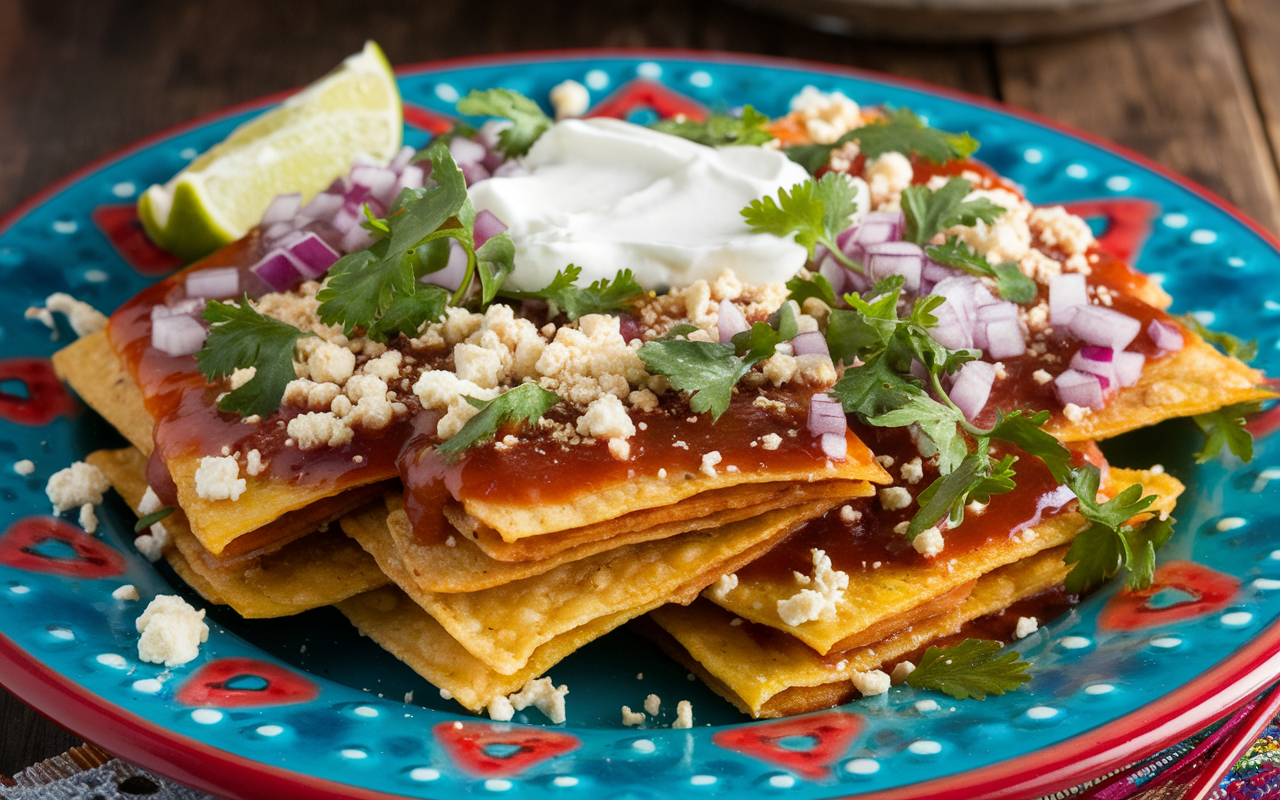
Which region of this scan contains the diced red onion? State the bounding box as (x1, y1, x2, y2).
(820, 432, 848, 462)
(460, 161, 492, 186)
(298, 192, 343, 223)
(331, 207, 358, 234)
(862, 210, 905, 239)
(473, 210, 508, 249)
(185, 266, 240, 299)
(478, 120, 513, 151)
(1148, 319, 1185, 352)
(420, 240, 468, 291)
(949, 361, 995, 421)
(341, 224, 376, 254)
(838, 213, 902, 263)
(151, 314, 208, 357)
(718, 300, 748, 343)
(1070, 349, 1116, 385)
(449, 136, 488, 166)
(1055, 369, 1106, 410)
(865, 241, 924, 292)
(929, 299, 973, 351)
(262, 221, 295, 244)
(492, 159, 529, 179)
(286, 232, 340, 278)
(1068, 305, 1142, 351)
(817, 254, 847, 298)
(792, 331, 829, 357)
(393, 164, 426, 199)
(921, 260, 959, 296)
(984, 319, 1026, 358)
(1113, 351, 1144, 387)
(151, 298, 205, 320)
(808, 394, 846, 437)
(389, 145, 416, 172)
(1049, 273, 1088, 326)
(250, 249, 305, 292)
(261, 193, 302, 226)
(977, 302, 1018, 323)
(481, 148, 506, 173)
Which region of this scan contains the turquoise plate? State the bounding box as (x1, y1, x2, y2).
(1, 51, 1279, 800)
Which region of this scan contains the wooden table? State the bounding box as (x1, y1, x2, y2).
(3, 0, 1279, 787)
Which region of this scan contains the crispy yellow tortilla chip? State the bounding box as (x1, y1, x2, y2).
(710, 468, 1183, 655)
(1047, 335, 1272, 442)
(399, 481, 872, 593)
(343, 499, 838, 675)
(645, 545, 1073, 718)
(464, 431, 890, 542)
(87, 447, 388, 618)
(337, 586, 658, 713)
(52, 331, 156, 456)
(451, 479, 873, 564)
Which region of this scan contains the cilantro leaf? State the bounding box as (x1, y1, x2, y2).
(455, 88, 553, 158)
(1194, 402, 1260, 463)
(905, 639, 1032, 701)
(786, 273, 838, 308)
(503, 265, 645, 320)
(986, 410, 1073, 483)
(781, 107, 979, 174)
(435, 383, 560, 462)
(741, 173, 860, 269)
(926, 236, 1036, 304)
(475, 230, 516, 305)
(1063, 464, 1162, 593)
(135, 507, 174, 533)
(637, 339, 750, 420)
(1122, 516, 1175, 591)
(367, 286, 450, 342)
(651, 106, 774, 147)
(902, 178, 1005, 247)
(1180, 314, 1258, 362)
(196, 296, 314, 418)
(910, 448, 1017, 537)
(853, 107, 980, 164)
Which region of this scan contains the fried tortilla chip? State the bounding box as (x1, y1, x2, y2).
(87, 447, 388, 618)
(449, 479, 873, 564)
(1047, 334, 1272, 442)
(401, 481, 872, 592)
(337, 586, 658, 713)
(644, 545, 1074, 718)
(343, 499, 839, 675)
(52, 331, 156, 456)
(710, 468, 1183, 655)
(463, 430, 889, 542)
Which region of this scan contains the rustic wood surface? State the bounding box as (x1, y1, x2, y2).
(2, 0, 1279, 786)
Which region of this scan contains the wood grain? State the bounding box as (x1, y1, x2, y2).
(996, 0, 1280, 234)
(1225, 0, 1280, 193)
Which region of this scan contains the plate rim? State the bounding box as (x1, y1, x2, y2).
(1, 46, 1277, 800)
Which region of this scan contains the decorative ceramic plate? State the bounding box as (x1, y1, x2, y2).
(2, 51, 1279, 800)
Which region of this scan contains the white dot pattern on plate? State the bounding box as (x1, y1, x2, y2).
(1060, 636, 1092, 650)
(768, 774, 796, 788)
(1163, 212, 1189, 228)
(340, 748, 368, 760)
(95, 653, 127, 669)
(845, 758, 880, 775)
(689, 71, 712, 88)
(584, 69, 609, 90)
(1085, 684, 1115, 695)
(632, 739, 655, 754)
(1023, 148, 1044, 164)
(51, 220, 77, 234)
(1065, 163, 1088, 179)
(1222, 611, 1253, 626)
(354, 705, 379, 717)
(191, 709, 223, 725)
(908, 740, 942, 755)
(410, 768, 440, 782)
(84, 268, 109, 283)
(636, 62, 662, 79)
(690, 774, 716, 785)
(1216, 517, 1246, 531)
(9, 584, 30, 595)
(1190, 310, 1216, 325)
(111, 181, 137, 198)
(552, 776, 579, 787)
(1106, 176, 1132, 191)
(179, 147, 198, 160)
(1229, 256, 1247, 268)
(1151, 636, 1183, 649)
(132, 679, 162, 694)
(1251, 470, 1280, 492)
(434, 83, 460, 103)
(915, 699, 939, 712)
(256, 725, 284, 737)
(1191, 229, 1218, 244)
(46, 626, 74, 641)
(1253, 578, 1280, 591)
(485, 779, 513, 791)
(1025, 706, 1059, 720)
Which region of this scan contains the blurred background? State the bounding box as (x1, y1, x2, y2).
(2, 0, 1280, 787)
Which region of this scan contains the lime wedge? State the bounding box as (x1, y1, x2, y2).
(139, 41, 402, 262)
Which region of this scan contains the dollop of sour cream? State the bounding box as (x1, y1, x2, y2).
(470, 118, 833, 291)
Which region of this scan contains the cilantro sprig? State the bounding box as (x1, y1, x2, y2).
(435, 383, 561, 462)
(317, 142, 515, 340)
(651, 106, 774, 147)
(1062, 464, 1164, 593)
(925, 236, 1037, 304)
(902, 177, 1005, 247)
(637, 304, 799, 420)
(783, 107, 980, 175)
(135, 507, 175, 533)
(1180, 314, 1258, 362)
(195, 296, 315, 418)
(501, 265, 644, 321)
(905, 639, 1033, 700)
(455, 88, 553, 158)
(1194, 402, 1261, 463)
(741, 173, 862, 271)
